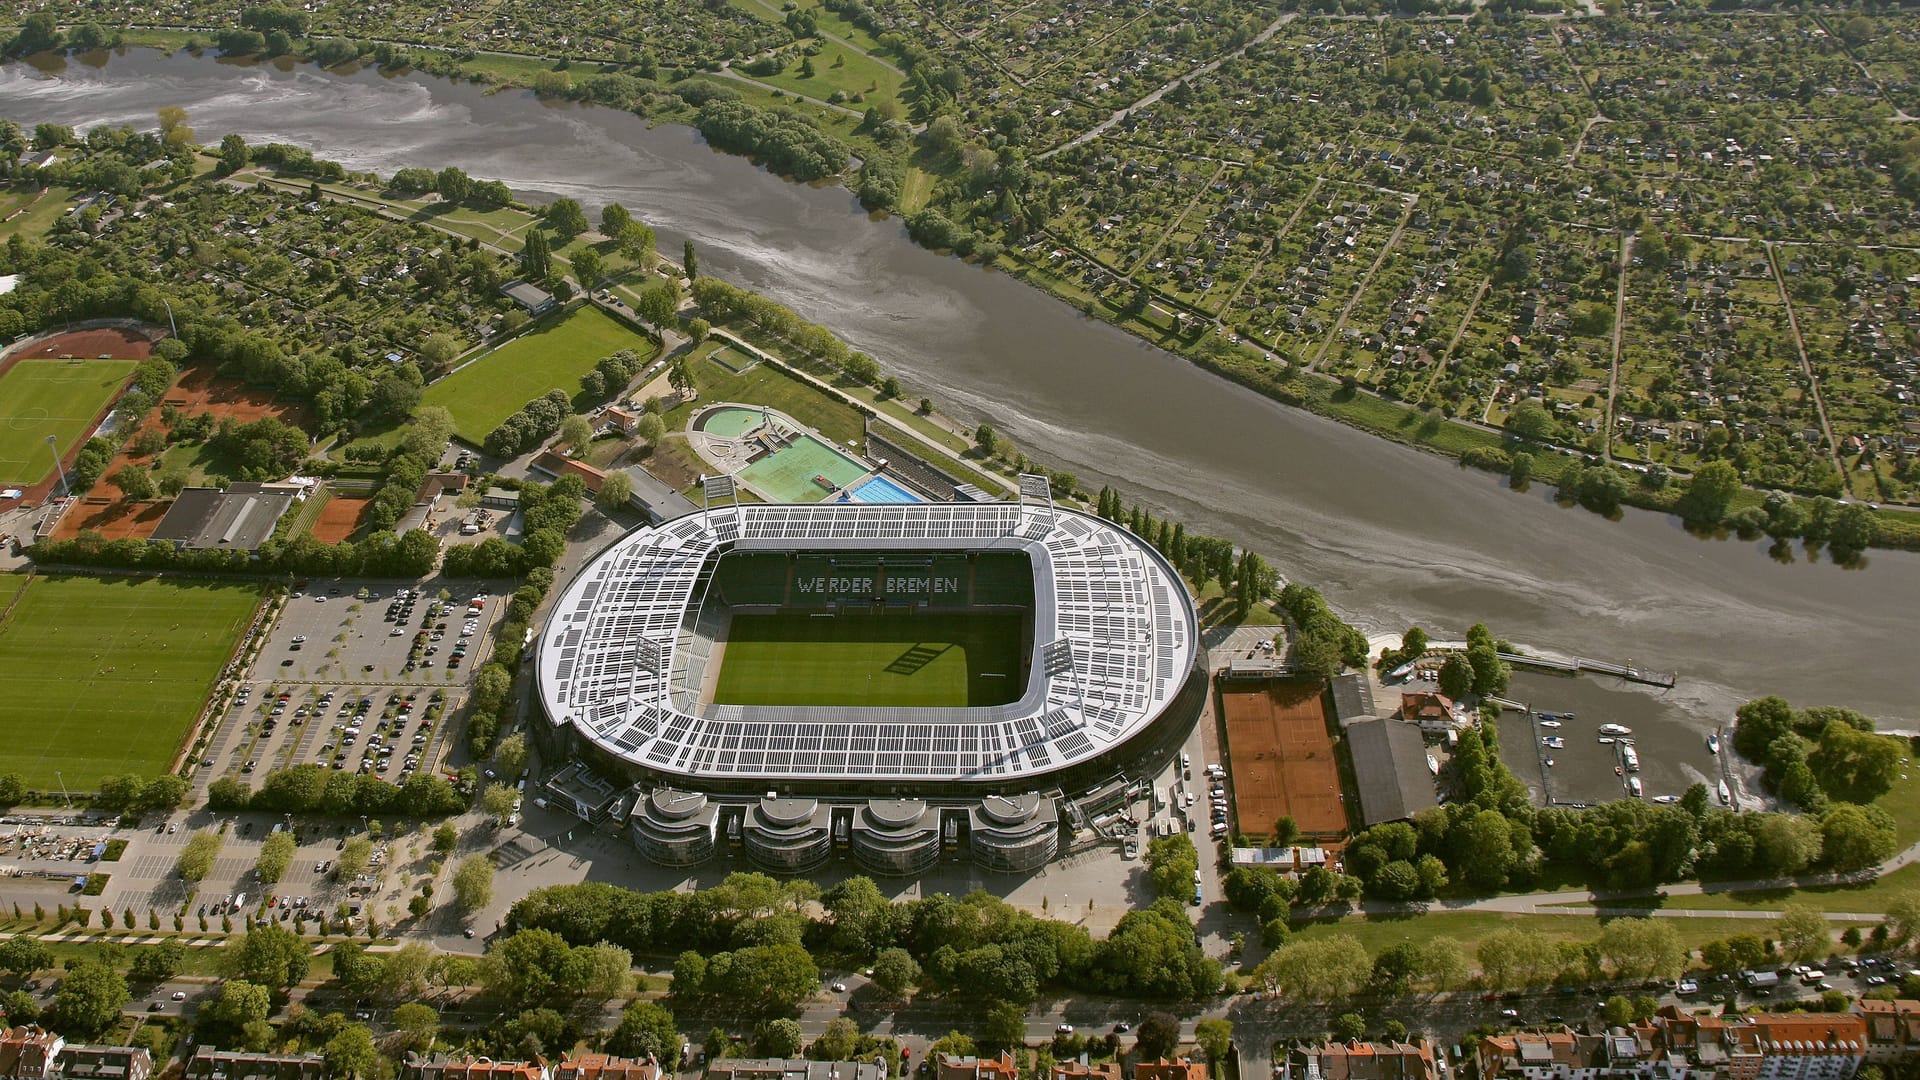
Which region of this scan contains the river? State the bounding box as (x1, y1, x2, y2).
(3, 48, 1916, 747)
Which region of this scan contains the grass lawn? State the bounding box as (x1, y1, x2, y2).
(423, 305, 656, 441)
(0, 576, 260, 791)
(155, 438, 248, 488)
(0, 183, 81, 242)
(743, 42, 904, 107)
(0, 359, 137, 485)
(712, 610, 1025, 707)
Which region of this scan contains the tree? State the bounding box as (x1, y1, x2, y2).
(129, 940, 186, 984)
(205, 979, 272, 1031)
(971, 1001, 1021, 1050)
(571, 247, 605, 291)
(1136, 1012, 1182, 1062)
(546, 198, 588, 238)
(601, 203, 634, 240)
(590, 469, 632, 510)
(1506, 400, 1555, 441)
(1883, 893, 1920, 943)
(108, 464, 155, 501)
(812, 1017, 859, 1062)
(1598, 918, 1686, 981)
(1437, 654, 1474, 699)
(433, 822, 459, 854)
(1777, 904, 1831, 962)
(453, 855, 495, 913)
(636, 413, 666, 446)
(759, 1018, 804, 1058)
(560, 414, 594, 455)
(336, 836, 373, 879)
(683, 240, 699, 280)
(0, 937, 53, 977)
(435, 166, 471, 204)
(1456, 809, 1517, 890)
(480, 783, 519, 824)
(392, 1003, 439, 1053)
(1821, 803, 1897, 873)
(1476, 928, 1561, 989)
(157, 105, 195, 149)
(53, 962, 128, 1038)
(324, 1025, 379, 1080)
(974, 424, 998, 455)
(1145, 834, 1200, 898)
(1681, 460, 1741, 525)
(1254, 935, 1372, 1001)
(227, 924, 310, 989)
(609, 1001, 681, 1066)
(1331, 1013, 1367, 1043)
(637, 279, 680, 328)
(256, 830, 295, 884)
(1195, 1018, 1233, 1065)
(870, 947, 920, 998)
(420, 332, 463, 371)
(521, 228, 552, 281)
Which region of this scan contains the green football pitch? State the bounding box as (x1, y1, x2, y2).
(711, 610, 1027, 708)
(0, 358, 137, 485)
(0, 575, 260, 791)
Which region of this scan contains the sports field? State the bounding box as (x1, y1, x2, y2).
(711, 610, 1025, 708)
(739, 433, 870, 502)
(0, 575, 260, 790)
(423, 305, 656, 441)
(0, 359, 137, 484)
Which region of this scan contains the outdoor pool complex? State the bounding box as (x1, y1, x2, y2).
(846, 475, 922, 504)
(739, 433, 870, 502)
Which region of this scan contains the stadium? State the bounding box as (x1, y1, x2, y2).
(532, 479, 1205, 876)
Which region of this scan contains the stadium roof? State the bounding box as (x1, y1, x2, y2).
(536, 502, 1198, 785)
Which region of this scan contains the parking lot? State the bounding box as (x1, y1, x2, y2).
(203, 583, 504, 787)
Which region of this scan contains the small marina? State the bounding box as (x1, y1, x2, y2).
(1493, 671, 1736, 808)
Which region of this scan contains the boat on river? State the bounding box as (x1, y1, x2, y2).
(1718, 779, 1732, 806)
(1652, 794, 1680, 804)
(1707, 732, 1721, 754)
(1538, 719, 1562, 729)
(1598, 723, 1632, 736)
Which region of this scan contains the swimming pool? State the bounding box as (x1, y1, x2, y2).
(698, 405, 769, 440)
(846, 475, 923, 504)
(739, 434, 870, 503)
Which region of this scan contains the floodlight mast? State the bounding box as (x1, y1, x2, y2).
(46, 434, 70, 499)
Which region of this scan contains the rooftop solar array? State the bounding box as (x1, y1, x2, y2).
(537, 503, 1197, 783)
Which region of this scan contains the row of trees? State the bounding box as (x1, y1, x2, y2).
(507, 873, 1222, 1008)
(690, 277, 885, 388)
(1275, 583, 1369, 677)
(207, 763, 465, 819)
(485, 388, 575, 459)
(1089, 488, 1274, 613)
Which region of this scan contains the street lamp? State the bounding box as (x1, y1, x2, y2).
(159, 296, 177, 339)
(55, 770, 70, 808)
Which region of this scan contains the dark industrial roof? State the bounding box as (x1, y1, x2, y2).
(1345, 717, 1436, 826)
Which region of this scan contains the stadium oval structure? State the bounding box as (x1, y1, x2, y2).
(533, 499, 1205, 874)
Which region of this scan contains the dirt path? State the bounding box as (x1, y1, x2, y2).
(1308, 194, 1418, 372)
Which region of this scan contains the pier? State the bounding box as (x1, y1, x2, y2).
(1498, 651, 1676, 688)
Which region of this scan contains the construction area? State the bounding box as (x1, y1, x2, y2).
(1218, 675, 1351, 844)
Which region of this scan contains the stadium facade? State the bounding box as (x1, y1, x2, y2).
(532, 488, 1204, 875)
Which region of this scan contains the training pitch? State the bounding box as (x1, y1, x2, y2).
(0, 576, 260, 790)
(0, 359, 137, 484)
(711, 610, 1026, 708)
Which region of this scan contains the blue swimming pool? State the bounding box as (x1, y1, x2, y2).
(846, 474, 922, 504)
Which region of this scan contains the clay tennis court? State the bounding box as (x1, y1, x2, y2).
(309, 494, 371, 543)
(1220, 678, 1349, 842)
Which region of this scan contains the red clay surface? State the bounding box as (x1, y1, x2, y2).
(20, 327, 156, 361)
(309, 494, 371, 543)
(48, 363, 307, 539)
(1220, 679, 1349, 843)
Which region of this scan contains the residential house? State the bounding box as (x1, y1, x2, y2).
(706, 1060, 885, 1080)
(554, 1054, 660, 1080)
(937, 1054, 1019, 1080)
(1133, 1060, 1208, 1080)
(1854, 1000, 1920, 1061)
(1290, 1040, 1439, 1080)
(0, 1027, 63, 1080)
(406, 1055, 549, 1080)
(52, 1045, 153, 1080)
(184, 1048, 328, 1080)
(1050, 1061, 1122, 1080)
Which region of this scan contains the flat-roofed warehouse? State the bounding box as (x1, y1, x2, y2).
(1345, 717, 1438, 826)
(533, 492, 1206, 874)
(149, 483, 296, 551)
